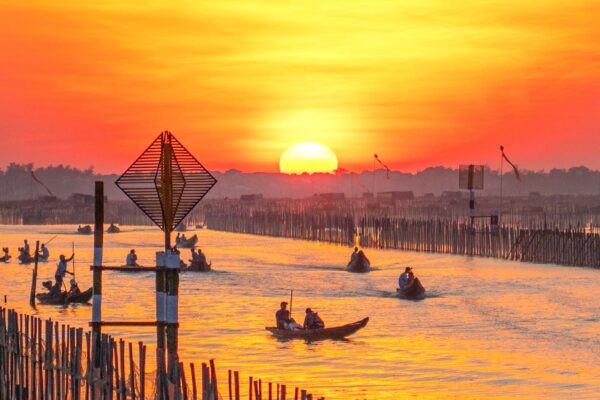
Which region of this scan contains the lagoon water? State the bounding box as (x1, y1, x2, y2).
(0, 225, 599, 399)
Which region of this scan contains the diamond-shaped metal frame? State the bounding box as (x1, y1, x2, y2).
(116, 131, 217, 231)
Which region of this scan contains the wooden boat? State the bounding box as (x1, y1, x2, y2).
(346, 259, 371, 273)
(0, 255, 10, 263)
(18, 253, 34, 264)
(107, 224, 121, 233)
(397, 278, 426, 300)
(77, 225, 93, 235)
(36, 287, 93, 305)
(177, 234, 198, 248)
(265, 317, 369, 341)
(187, 261, 212, 272)
(67, 288, 93, 304)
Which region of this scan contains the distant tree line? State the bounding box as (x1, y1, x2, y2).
(1, 163, 600, 201)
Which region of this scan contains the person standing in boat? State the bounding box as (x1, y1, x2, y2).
(55, 253, 75, 289)
(39, 244, 49, 261)
(126, 249, 139, 267)
(303, 308, 325, 330)
(398, 267, 411, 289)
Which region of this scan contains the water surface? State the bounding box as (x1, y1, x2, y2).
(0, 225, 599, 399)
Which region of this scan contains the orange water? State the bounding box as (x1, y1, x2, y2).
(0, 225, 599, 399)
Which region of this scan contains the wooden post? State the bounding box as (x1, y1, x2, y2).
(29, 241, 40, 308)
(92, 181, 104, 399)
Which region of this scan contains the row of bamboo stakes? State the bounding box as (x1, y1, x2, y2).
(0, 307, 324, 400)
(204, 207, 600, 269)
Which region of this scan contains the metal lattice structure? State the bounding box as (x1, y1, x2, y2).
(459, 164, 484, 190)
(116, 131, 217, 231)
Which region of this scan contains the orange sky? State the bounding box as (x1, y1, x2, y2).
(1, 1, 599, 173)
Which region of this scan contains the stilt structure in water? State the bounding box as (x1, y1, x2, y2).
(88, 131, 218, 398)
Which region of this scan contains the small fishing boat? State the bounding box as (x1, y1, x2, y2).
(107, 224, 121, 233)
(77, 225, 93, 235)
(187, 261, 212, 272)
(396, 279, 426, 300)
(0, 248, 11, 263)
(346, 259, 371, 273)
(177, 234, 198, 248)
(266, 317, 369, 341)
(18, 253, 34, 264)
(36, 288, 93, 305)
(195, 222, 207, 229)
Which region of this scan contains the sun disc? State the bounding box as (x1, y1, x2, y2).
(279, 143, 338, 174)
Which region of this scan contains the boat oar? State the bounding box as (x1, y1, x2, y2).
(29, 240, 39, 308)
(289, 289, 294, 320)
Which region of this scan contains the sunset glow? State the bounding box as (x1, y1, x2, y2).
(1, 1, 600, 173)
(279, 143, 338, 174)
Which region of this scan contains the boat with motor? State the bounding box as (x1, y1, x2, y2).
(266, 317, 369, 341)
(346, 259, 371, 273)
(397, 279, 426, 300)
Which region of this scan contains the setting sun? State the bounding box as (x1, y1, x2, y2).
(279, 143, 338, 174)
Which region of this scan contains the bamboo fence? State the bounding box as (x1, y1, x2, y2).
(0, 307, 324, 400)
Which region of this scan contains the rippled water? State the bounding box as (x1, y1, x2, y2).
(0, 225, 599, 399)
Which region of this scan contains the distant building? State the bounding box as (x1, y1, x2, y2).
(362, 192, 374, 199)
(528, 192, 542, 199)
(377, 191, 414, 201)
(68, 193, 95, 206)
(240, 194, 263, 202)
(421, 193, 435, 199)
(441, 191, 463, 200)
(317, 193, 346, 201)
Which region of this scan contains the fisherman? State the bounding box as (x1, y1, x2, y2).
(55, 253, 75, 289)
(196, 248, 208, 268)
(39, 244, 50, 261)
(303, 308, 325, 330)
(22, 240, 31, 256)
(347, 246, 359, 267)
(68, 279, 81, 297)
(42, 280, 61, 296)
(275, 301, 300, 330)
(125, 249, 139, 267)
(398, 267, 411, 289)
(189, 248, 207, 270)
(1, 247, 10, 262)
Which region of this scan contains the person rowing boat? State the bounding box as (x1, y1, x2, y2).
(55, 253, 75, 289)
